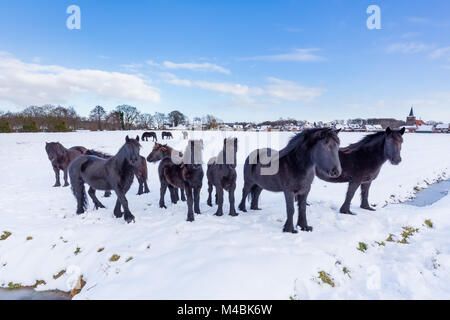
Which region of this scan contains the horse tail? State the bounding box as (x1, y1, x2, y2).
(69, 159, 88, 212)
(140, 156, 148, 180)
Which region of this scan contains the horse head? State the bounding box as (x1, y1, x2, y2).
(384, 127, 405, 165)
(310, 128, 342, 178)
(124, 135, 141, 166)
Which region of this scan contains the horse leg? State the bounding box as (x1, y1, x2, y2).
(229, 184, 238, 217)
(238, 182, 252, 212)
(159, 182, 168, 209)
(180, 188, 186, 201)
(137, 177, 144, 195)
(185, 186, 195, 222)
(296, 190, 313, 232)
(63, 168, 70, 187)
(113, 199, 123, 218)
(115, 189, 135, 223)
(88, 187, 105, 209)
(360, 182, 376, 211)
(250, 185, 263, 210)
(214, 186, 224, 216)
(194, 187, 201, 215)
(53, 166, 61, 187)
(143, 180, 150, 193)
(169, 185, 178, 204)
(340, 182, 360, 215)
(283, 191, 298, 233)
(207, 182, 213, 207)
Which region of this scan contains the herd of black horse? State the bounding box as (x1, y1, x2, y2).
(45, 127, 405, 232)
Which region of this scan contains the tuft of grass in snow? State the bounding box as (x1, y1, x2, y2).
(97, 247, 105, 252)
(109, 254, 120, 262)
(53, 270, 66, 280)
(33, 280, 46, 288)
(342, 267, 351, 278)
(357, 242, 368, 252)
(1, 231, 12, 241)
(26, 236, 33, 241)
(318, 271, 335, 287)
(398, 226, 419, 244)
(375, 241, 386, 246)
(424, 219, 433, 228)
(386, 234, 395, 242)
(70, 276, 86, 297)
(7, 282, 22, 290)
(74, 247, 81, 255)
(125, 257, 133, 263)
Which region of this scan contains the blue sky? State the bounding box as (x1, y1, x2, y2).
(0, 0, 449, 122)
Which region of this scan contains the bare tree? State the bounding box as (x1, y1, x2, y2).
(89, 105, 107, 130)
(116, 105, 140, 130)
(153, 112, 166, 129)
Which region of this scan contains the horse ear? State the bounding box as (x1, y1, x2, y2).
(126, 135, 130, 142)
(334, 128, 342, 134)
(136, 135, 140, 141)
(386, 127, 392, 135)
(400, 127, 406, 135)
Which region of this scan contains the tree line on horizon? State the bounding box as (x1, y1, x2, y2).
(0, 104, 225, 133)
(0, 104, 407, 133)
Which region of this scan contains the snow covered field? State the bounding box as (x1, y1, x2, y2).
(0, 130, 449, 299)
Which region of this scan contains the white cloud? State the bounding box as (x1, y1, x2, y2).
(265, 77, 326, 102)
(162, 61, 231, 75)
(0, 52, 160, 106)
(160, 72, 262, 96)
(387, 42, 430, 54)
(160, 73, 325, 102)
(429, 47, 450, 60)
(243, 48, 325, 62)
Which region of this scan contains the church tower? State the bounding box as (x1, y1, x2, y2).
(406, 107, 416, 126)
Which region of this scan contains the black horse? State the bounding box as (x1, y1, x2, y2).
(45, 142, 87, 187)
(142, 132, 158, 142)
(158, 140, 204, 221)
(162, 131, 173, 140)
(85, 149, 150, 195)
(316, 127, 405, 215)
(68, 136, 141, 223)
(207, 137, 239, 217)
(146, 143, 185, 202)
(238, 128, 342, 233)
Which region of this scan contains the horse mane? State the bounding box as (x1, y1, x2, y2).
(45, 142, 66, 157)
(183, 140, 203, 164)
(341, 131, 385, 153)
(85, 149, 111, 159)
(279, 128, 338, 158)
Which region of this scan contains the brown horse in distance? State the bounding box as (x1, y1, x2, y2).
(45, 142, 87, 187)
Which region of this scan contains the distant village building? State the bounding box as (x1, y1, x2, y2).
(406, 107, 416, 126)
(435, 123, 449, 133)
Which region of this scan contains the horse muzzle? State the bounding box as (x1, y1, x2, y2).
(326, 166, 342, 178)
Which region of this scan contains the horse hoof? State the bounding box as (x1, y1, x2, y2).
(229, 212, 239, 217)
(53, 184, 61, 188)
(76, 210, 84, 215)
(125, 217, 135, 224)
(300, 226, 313, 232)
(238, 205, 246, 212)
(283, 226, 297, 233)
(339, 208, 356, 215)
(361, 206, 376, 211)
(214, 212, 223, 217)
(251, 207, 262, 211)
(207, 201, 212, 207)
(187, 217, 194, 222)
(63, 183, 70, 187)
